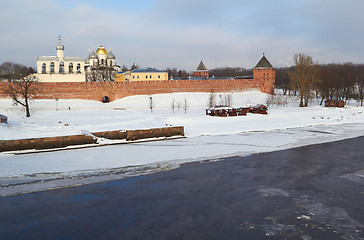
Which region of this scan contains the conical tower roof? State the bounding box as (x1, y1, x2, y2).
(254, 55, 273, 69)
(196, 60, 207, 71)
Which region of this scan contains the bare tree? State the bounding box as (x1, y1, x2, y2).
(355, 64, 364, 106)
(149, 96, 154, 112)
(183, 98, 188, 114)
(208, 91, 216, 108)
(5, 75, 38, 117)
(288, 53, 317, 107)
(171, 98, 175, 113)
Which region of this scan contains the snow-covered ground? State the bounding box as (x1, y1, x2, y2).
(1, 91, 364, 196)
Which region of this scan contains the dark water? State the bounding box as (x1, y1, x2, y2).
(1, 137, 364, 240)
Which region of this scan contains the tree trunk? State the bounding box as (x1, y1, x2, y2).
(320, 94, 325, 105)
(25, 98, 30, 117)
(299, 92, 304, 107)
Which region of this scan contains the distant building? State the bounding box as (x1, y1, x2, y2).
(36, 36, 85, 82)
(85, 41, 120, 82)
(253, 54, 275, 94)
(194, 60, 209, 78)
(116, 68, 168, 82)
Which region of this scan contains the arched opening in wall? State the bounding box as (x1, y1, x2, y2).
(42, 63, 46, 74)
(102, 96, 110, 103)
(50, 62, 55, 74)
(101, 59, 104, 65)
(59, 62, 64, 74)
(69, 63, 73, 73)
(77, 64, 81, 73)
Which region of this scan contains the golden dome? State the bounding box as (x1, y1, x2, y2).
(96, 42, 107, 55)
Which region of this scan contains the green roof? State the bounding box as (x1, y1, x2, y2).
(196, 60, 208, 71)
(254, 55, 273, 69)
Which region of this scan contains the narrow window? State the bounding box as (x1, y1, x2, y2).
(146, 75, 148, 79)
(42, 63, 46, 74)
(150, 75, 152, 79)
(137, 75, 139, 79)
(77, 63, 81, 73)
(50, 62, 55, 74)
(69, 63, 73, 73)
(158, 75, 160, 79)
(59, 62, 64, 74)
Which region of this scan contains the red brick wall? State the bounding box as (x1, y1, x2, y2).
(0, 73, 275, 101)
(194, 71, 209, 78)
(0, 135, 97, 152)
(0, 127, 185, 152)
(253, 68, 276, 94)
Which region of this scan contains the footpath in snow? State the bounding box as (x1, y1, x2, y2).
(1, 91, 364, 196)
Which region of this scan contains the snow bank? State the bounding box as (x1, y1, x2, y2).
(1, 91, 364, 196)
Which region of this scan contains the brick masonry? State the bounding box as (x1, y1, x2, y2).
(0, 126, 185, 152)
(0, 135, 97, 152)
(0, 71, 275, 102)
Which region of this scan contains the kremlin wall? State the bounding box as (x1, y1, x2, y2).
(0, 76, 273, 102)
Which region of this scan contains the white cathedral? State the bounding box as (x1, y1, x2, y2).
(36, 37, 119, 82)
(85, 41, 120, 82)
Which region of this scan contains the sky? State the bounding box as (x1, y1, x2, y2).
(1, 0, 363, 71)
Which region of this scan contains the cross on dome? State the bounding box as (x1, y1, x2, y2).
(57, 34, 62, 43)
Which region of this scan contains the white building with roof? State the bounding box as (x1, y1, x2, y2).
(36, 36, 85, 82)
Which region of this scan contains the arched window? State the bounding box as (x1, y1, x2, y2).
(77, 63, 81, 73)
(69, 63, 73, 73)
(42, 63, 46, 74)
(59, 62, 64, 74)
(101, 59, 104, 65)
(50, 62, 55, 74)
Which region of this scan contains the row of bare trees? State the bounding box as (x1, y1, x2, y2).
(275, 54, 364, 107)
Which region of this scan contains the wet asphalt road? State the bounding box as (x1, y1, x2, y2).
(0, 137, 364, 240)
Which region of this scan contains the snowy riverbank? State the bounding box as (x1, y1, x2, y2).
(1, 91, 364, 195)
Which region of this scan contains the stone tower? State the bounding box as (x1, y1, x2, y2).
(194, 60, 209, 78)
(253, 54, 275, 94)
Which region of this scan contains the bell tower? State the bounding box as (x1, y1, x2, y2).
(56, 34, 64, 61)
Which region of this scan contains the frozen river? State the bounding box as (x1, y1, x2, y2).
(0, 135, 364, 239)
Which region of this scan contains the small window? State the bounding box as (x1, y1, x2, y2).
(50, 62, 55, 74)
(133, 75, 135, 79)
(77, 63, 81, 73)
(42, 63, 46, 74)
(158, 75, 160, 79)
(137, 75, 139, 79)
(146, 75, 148, 79)
(59, 62, 64, 74)
(267, 73, 269, 77)
(150, 75, 152, 79)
